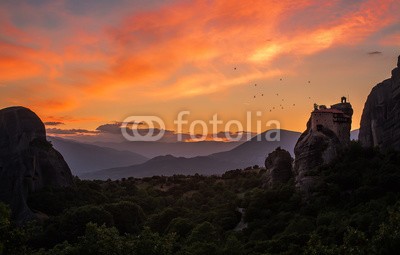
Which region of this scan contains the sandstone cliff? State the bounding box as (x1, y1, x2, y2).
(359, 55, 400, 150)
(0, 106, 74, 224)
(263, 147, 293, 188)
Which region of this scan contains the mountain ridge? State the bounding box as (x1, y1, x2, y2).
(48, 136, 148, 176)
(82, 129, 301, 180)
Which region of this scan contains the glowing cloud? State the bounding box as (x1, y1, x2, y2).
(0, 0, 399, 132)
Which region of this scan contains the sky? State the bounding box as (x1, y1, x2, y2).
(0, 0, 399, 138)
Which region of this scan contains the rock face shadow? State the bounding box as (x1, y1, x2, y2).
(359, 55, 400, 151)
(0, 106, 74, 224)
(263, 147, 293, 188)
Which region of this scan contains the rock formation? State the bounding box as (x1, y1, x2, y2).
(0, 106, 74, 224)
(294, 121, 343, 191)
(294, 98, 353, 191)
(359, 55, 400, 150)
(263, 147, 293, 188)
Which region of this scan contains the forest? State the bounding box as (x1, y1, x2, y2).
(1, 142, 400, 255)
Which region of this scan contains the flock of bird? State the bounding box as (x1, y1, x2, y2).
(234, 67, 313, 112)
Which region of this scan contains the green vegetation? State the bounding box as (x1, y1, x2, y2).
(0, 203, 10, 254)
(2, 142, 400, 254)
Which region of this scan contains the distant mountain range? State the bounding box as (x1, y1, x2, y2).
(81, 155, 237, 180)
(210, 129, 301, 167)
(91, 140, 244, 158)
(54, 129, 360, 180)
(48, 137, 148, 175)
(81, 130, 302, 180)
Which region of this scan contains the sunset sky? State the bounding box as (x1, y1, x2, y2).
(1, 0, 399, 137)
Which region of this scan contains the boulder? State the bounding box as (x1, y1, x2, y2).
(263, 147, 293, 188)
(0, 106, 74, 224)
(359, 55, 400, 150)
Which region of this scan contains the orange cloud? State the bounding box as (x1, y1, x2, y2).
(82, 0, 397, 101)
(0, 55, 41, 81)
(0, 0, 399, 130)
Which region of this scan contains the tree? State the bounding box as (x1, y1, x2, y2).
(0, 203, 10, 254)
(187, 221, 219, 244)
(34, 223, 134, 255)
(147, 207, 184, 234)
(182, 242, 219, 255)
(135, 227, 176, 255)
(0, 203, 35, 255)
(166, 217, 193, 238)
(341, 227, 369, 255)
(222, 234, 244, 255)
(372, 204, 400, 254)
(57, 205, 114, 242)
(103, 201, 145, 234)
(304, 233, 339, 255)
(78, 223, 133, 255)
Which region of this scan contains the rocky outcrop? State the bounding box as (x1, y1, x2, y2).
(294, 96, 353, 192)
(263, 147, 293, 188)
(294, 120, 343, 191)
(359, 55, 400, 150)
(0, 106, 74, 224)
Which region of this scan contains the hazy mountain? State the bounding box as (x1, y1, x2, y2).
(48, 137, 148, 176)
(351, 129, 359, 141)
(73, 130, 358, 180)
(210, 129, 359, 169)
(82, 129, 302, 180)
(92, 140, 244, 158)
(81, 155, 237, 180)
(210, 129, 301, 168)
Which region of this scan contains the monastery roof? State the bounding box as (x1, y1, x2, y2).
(312, 108, 345, 114)
(312, 108, 351, 119)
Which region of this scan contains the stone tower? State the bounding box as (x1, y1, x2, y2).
(310, 97, 353, 145)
